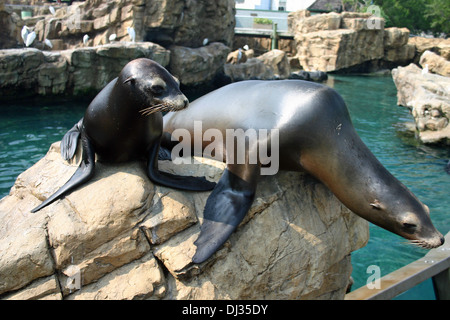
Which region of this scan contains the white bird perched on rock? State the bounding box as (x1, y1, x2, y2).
(422, 64, 429, 75)
(237, 48, 243, 62)
(109, 33, 117, 42)
(21, 26, 30, 44)
(127, 27, 136, 42)
(203, 38, 209, 46)
(83, 34, 89, 45)
(44, 39, 53, 49)
(49, 6, 56, 16)
(25, 31, 36, 47)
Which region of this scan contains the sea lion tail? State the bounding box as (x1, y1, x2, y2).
(61, 118, 83, 161)
(31, 133, 95, 213)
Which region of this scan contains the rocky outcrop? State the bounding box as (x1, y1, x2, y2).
(1, 0, 234, 98)
(288, 11, 415, 72)
(419, 50, 450, 77)
(383, 27, 415, 64)
(0, 42, 170, 99)
(0, 142, 369, 300)
(289, 11, 384, 72)
(0, 3, 21, 49)
(169, 42, 231, 87)
(392, 62, 450, 144)
(3, 0, 235, 49)
(408, 37, 450, 62)
(224, 49, 290, 81)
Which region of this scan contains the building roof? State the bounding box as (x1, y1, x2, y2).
(307, 0, 344, 13)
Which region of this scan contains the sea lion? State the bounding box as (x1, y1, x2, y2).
(161, 80, 445, 263)
(31, 58, 215, 213)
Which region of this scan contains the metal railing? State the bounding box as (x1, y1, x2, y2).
(345, 231, 450, 300)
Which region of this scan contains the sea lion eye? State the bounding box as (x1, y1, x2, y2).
(150, 84, 165, 95)
(403, 223, 417, 230)
(123, 76, 135, 85)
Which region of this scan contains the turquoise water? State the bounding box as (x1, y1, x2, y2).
(328, 75, 449, 293)
(0, 75, 449, 296)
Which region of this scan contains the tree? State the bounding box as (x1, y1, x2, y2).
(372, 0, 449, 36)
(425, 0, 450, 35)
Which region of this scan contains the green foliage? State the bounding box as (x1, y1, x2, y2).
(372, 0, 449, 36)
(253, 18, 273, 25)
(424, 0, 450, 35)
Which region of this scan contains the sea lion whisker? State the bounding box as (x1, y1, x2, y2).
(140, 104, 165, 116)
(31, 58, 212, 214)
(140, 103, 178, 117)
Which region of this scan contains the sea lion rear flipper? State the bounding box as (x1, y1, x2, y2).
(60, 118, 83, 161)
(192, 166, 258, 263)
(31, 133, 95, 213)
(147, 140, 216, 191)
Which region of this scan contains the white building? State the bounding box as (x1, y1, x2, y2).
(235, 0, 316, 11)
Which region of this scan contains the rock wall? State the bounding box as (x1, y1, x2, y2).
(224, 49, 291, 82)
(3, 0, 235, 49)
(0, 0, 235, 98)
(0, 42, 170, 99)
(0, 142, 369, 300)
(288, 10, 414, 72)
(169, 43, 231, 87)
(392, 56, 450, 145)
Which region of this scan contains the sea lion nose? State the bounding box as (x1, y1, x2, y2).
(182, 97, 189, 109)
(440, 235, 445, 246)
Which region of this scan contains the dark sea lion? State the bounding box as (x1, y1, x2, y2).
(162, 80, 445, 263)
(31, 58, 215, 213)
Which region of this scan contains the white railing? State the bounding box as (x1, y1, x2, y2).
(346, 231, 450, 300)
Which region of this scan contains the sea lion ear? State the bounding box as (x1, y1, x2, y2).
(123, 76, 135, 84)
(172, 75, 180, 86)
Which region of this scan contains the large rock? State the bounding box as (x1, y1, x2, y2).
(383, 27, 415, 63)
(296, 29, 384, 72)
(0, 142, 369, 300)
(0, 5, 21, 49)
(392, 63, 450, 144)
(169, 42, 230, 86)
(0, 42, 169, 99)
(6, 0, 235, 50)
(224, 49, 290, 81)
(288, 11, 417, 72)
(408, 37, 450, 62)
(289, 11, 385, 72)
(419, 50, 450, 77)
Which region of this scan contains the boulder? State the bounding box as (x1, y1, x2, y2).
(392, 63, 450, 144)
(169, 42, 230, 86)
(8, 0, 235, 50)
(296, 29, 384, 72)
(383, 27, 415, 64)
(0, 42, 170, 99)
(0, 6, 21, 49)
(288, 10, 419, 72)
(419, 50, 450, 77)
(224, 49, 290, 81)
(408, 37, 450, 61)
(0, 142, 369, 300)
(384, 27, 409, 49)
(289, 11, 385, 72)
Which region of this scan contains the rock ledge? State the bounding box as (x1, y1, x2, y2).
(0, 142, 369, 300)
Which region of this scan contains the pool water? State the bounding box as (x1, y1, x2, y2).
(329, 75, 449, 292)
(0, 75, 448, 294)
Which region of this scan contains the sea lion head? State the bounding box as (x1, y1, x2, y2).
(365, 184, 444, 249)
(119, 58, 189, 116)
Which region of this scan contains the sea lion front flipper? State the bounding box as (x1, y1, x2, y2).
(31, 132, 95, 213)
(192, 166, 258, 264)
(60, 118, 83, 161)
(147, 140, 216, 191)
